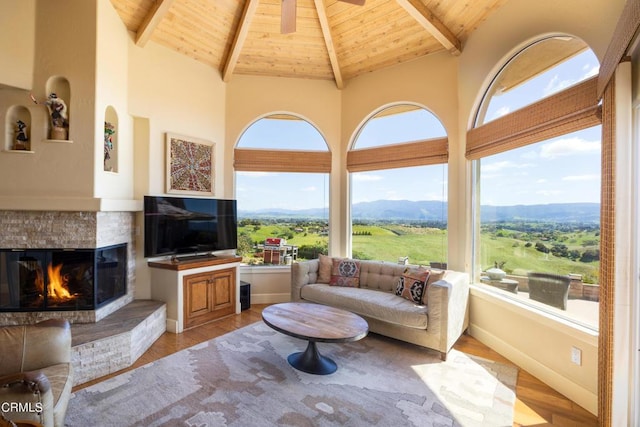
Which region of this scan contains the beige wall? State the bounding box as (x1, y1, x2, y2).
(0, 0, 35, 90)
(94, 0, 134, 201)
(0, 0, 98, 209)
(127, 29, 227, 298)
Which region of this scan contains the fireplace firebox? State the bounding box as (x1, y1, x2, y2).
(0, 244, 126, 311)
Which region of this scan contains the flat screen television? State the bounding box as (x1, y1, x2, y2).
(144, 196, 238, 258)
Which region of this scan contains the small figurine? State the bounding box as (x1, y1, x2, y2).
(45, 93, 68, 136)
(104, 121, 115, 170)
(14, 120, 29, 150)
(31, 92, 69, 140)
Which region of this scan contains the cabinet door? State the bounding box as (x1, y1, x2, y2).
(183, 268, 236, 329)
(183, 272, 214, 329)
(211, 269, 235, 315)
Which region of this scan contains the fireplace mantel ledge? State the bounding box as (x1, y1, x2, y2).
(0, 197, 142, 212)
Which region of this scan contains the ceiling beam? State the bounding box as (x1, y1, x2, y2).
(222, 0, 260, 82)
(396, 0, 461, 55)
(135, 0, 175, 47)
(314, 0, 344, 89)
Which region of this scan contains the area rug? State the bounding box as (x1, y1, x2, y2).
(66, 322, 517, 426)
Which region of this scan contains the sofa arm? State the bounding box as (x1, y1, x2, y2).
(426, 271, 470, 357)
(291, 259, 320, 301)
(0, 371, 54, 427)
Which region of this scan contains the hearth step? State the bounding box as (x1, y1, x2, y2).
(70, 300, 166, 386)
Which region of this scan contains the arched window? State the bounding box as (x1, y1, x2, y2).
(234, 114, 330, 266)
(468, 36, 601, 330)
(348, 104, 448, 265)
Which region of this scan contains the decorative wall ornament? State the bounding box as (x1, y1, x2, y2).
(166, 133, 214, 195)
(104, 121, 115, 170)
(30, 92, 70, 140)
(14, 120, 29, 150)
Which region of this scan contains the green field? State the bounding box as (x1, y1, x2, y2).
(351, 224, 446, 265)
(238, 221, 599, 283)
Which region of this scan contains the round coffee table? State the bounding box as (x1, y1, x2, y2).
(262, 302, 368, 375)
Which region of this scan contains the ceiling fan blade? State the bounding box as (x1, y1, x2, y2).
(338, 0, 365, 5)
(281, 0, 296, 34)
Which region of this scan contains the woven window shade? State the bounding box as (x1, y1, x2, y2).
(598, 72, 616, 427)
(347, 138, 448, 172)
(597, 0, 640, 97)
(466, 77, 601, 159)
(234, 148, 331, 173)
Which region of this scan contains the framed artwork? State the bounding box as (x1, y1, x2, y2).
(166, 133, 215, 195)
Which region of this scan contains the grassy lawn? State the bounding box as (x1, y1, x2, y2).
(238, 222, 599, 283)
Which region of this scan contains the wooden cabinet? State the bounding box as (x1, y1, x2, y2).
(183, 268, 236, 329)
(148, 255, 242, 333)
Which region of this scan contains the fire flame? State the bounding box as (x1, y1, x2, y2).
(35, 263, 73, 300)
(47, 263, 72, 299)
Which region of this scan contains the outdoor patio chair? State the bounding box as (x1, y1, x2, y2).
(527, 272, 571, 310)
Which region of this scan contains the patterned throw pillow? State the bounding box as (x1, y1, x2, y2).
(329, 258, 361, 287)
(395, 267, 431, 304)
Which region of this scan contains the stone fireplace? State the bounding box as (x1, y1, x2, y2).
(0, 244, 126, 311)
(0, 210, 136, 325)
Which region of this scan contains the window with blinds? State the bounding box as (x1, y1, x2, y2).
(469, 36, 601, 330)
(234, 114, 330, 266)
(349, 104, 449, 265)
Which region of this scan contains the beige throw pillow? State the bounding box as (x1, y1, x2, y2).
(317, 254, 332, 283)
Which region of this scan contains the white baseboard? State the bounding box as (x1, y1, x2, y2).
(165, 319, 179, 334)
(470, 324, 597, 415)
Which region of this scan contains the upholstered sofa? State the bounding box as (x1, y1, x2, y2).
(0, 319, 73, 427)
(291, 257, 470, 360)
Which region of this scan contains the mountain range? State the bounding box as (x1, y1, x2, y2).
(239, 200, 600, 223)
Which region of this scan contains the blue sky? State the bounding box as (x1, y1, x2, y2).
(236, 47, 600, 212)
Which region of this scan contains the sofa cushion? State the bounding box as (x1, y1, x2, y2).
(329, 258, 361, 287)
(317, 254, 332, 284)
(300, 284, 428, 329)
(395, 267, 430, 304)
(426, 268, 445, 286)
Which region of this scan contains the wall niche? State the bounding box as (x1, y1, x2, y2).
(43, 76, 71, 142)
(104, 106, 118, 172)
(4, 105, 32, 152)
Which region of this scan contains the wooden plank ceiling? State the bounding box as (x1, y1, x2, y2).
(110, 0, 509, 88)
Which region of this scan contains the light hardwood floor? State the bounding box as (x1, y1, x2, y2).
(73, 304, 598, 426)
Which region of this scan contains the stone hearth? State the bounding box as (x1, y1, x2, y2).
(71, 300, 166, 385)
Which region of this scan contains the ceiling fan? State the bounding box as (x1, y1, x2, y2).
(281, 0, 365, 34)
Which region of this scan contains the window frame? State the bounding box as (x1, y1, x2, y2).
(468, 37, 602, 331)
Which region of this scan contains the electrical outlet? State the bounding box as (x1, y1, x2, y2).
(571, 346, 582, 366)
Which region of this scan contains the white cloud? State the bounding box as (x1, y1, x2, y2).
(301, 186, 317, 192)
(352, 173, 383, 182)
(562, 174, 600, 181)
(583, 64, 599, 79)
(536, 189, 563, 197)
(536, 178, 547, 184)
(543, 74, 576, 96)
(539, 137, 600, 159)
(481, 160, 518, 173)
(490, 106, 511, 120)
(384, 190, 401, 200)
